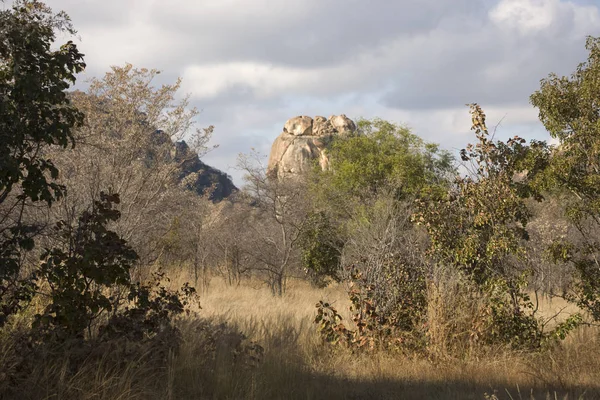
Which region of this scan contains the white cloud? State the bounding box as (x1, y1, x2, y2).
(80, 23, 184, 73)
(489, 0, 558, 34)
(572, 2, 600, 37)
(356, 105, 540, 141)
(180, 50, 392, 100)
(182, 63, 309, 99)
(489, 0, 600, 37)
(152, 0, 315, 23)
(42, 0, 600, 186)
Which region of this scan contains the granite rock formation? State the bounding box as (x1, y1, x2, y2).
(267, 115, 356, 179)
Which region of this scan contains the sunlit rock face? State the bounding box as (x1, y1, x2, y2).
(267, 115, 356, 179)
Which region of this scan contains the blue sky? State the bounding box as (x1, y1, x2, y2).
(42, 0, 600, 185)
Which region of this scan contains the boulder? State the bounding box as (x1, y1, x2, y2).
(267, 114, 357, 179)
(313, 116, 335, 136)
(329, 114, 356, 134)
(283, 115, 313, 136)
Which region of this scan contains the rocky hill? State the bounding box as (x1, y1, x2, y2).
(267, 115, 356, 179)
(175, 140, 237, 202)
(152, 130, 237, 202)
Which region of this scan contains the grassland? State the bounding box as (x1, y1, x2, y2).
(4, 274, 599, 400)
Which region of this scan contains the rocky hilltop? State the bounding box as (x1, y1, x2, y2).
(267, 115, 356, 179)
(152, 130, 237, 202)
(175, 140, 237, 202)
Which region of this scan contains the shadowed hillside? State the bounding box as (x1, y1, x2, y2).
(173, 139, 238, 202)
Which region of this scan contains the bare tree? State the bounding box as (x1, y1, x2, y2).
(208, 202, 253, 286)
(235, 151, 310, 295)
(46, 64, 215, 275)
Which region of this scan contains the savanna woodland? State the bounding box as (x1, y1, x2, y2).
(1, 1, 600, 399)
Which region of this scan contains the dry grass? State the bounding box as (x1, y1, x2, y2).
(2, 273, 599, 399)
(165, 275, 600, 400)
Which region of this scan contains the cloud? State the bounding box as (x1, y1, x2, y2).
(180, 56, 391, 100)
(489, 0, 600, 37)
(43, 0, 600, 186)
(489, 0, 559, 34)
(147, 0, 486, 67)
(381, 0, 600, 110)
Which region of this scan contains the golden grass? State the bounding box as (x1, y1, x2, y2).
(3, 273, 599, 399)
(165, 275, 600, 400)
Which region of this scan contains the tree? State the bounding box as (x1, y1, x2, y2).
(236, 150, 309, 295)
(530, 36, 600, 321)
(47, 65, 215, 273)
(310, 119, 455, 349)
(33, 191, 196, 341)
(156, 192, 220, 292)
(297, 211, 343, 287)
(0, 0, 85, 326)
(0, 4, 202, 396)
(414, 104, 557, 349)
(313, 118, 454, 202)
(35, 192, 138, 339)
(303, 118, 454, 286)
(208, 202, 253, 286)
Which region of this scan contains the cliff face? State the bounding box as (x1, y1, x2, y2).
(267, 115, 356, 179)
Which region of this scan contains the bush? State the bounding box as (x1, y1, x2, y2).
(1, 193, 198, 398)
(316, 195, 429, 352)
(298, 211, 343, 287)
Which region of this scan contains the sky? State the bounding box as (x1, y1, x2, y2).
(40, 0, 600, 186)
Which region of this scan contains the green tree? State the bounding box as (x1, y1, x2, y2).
(305, 117, 453, 286)
(35, 192, 138, 339)
(0, 0, 85, 326)
(316, 118, 453, 200)
(34, 192, 195, 342)
(297, 211, 343, 287)
(414, 104, 556, 349)
(530, 36, 600, 321)
(311, 119, 454, 348)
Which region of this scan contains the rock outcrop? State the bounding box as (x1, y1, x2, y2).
(267, 115, 356, 179)
(151, 130, 237, 202)
(174, 140, 238, 202)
